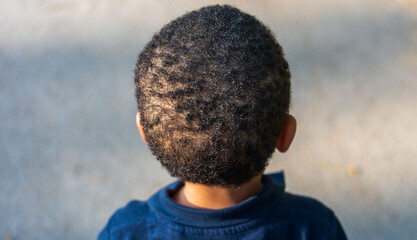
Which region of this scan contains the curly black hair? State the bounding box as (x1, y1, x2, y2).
(134, 5, 291, 187)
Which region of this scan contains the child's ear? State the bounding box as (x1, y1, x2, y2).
(136, 112, 148, 144)
(276, 114, 296, 153)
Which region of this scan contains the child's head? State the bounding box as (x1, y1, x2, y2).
(134, 5, 292, 187)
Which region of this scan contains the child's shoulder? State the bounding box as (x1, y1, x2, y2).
(97, 200, 150, 239)
(281, 191, 335, 218)
(268, 172, 336, 223)
(111, 200, 150, 223)
(266, 172, 346, 239)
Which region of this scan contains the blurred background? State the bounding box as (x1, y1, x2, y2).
(1, 0, 416, 239)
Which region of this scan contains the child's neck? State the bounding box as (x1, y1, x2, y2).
(171, 174, 263, 210)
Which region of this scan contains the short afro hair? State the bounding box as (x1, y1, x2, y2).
(134, 5, 291, 187)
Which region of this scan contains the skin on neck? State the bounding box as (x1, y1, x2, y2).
(171, 174, 263, 210)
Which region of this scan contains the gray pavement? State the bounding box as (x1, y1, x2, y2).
(1, 0, 417, 239)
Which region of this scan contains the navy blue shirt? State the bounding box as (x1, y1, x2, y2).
(98, 172, 347, 239)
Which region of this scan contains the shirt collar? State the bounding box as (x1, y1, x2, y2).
(148, 172, 285, 228)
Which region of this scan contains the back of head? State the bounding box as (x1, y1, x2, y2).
(135, 5, 291, 187)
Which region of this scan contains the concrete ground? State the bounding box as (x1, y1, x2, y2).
(1, 0, 417, 239)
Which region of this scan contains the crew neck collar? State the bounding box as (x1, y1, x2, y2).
(148, 173, 285, 228)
